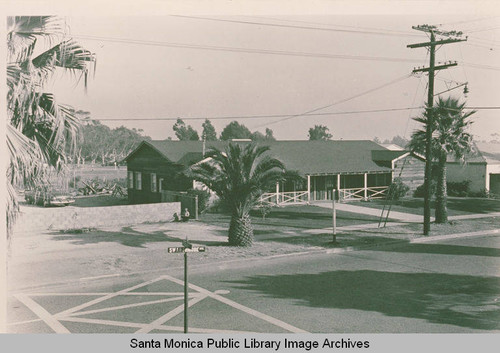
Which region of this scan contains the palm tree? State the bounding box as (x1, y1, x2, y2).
(189, 143, 285, 246)
(7, 16, 95, 234)
(408, 96, 476, 223)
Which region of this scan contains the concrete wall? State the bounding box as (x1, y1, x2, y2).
(446, 163, 487, 193)
(14, 202, 180, 233)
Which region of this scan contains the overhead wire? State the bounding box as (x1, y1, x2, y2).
(72, 33, 419, 64)
(252, 73, 413, 128)
(172, 15, 420, 38)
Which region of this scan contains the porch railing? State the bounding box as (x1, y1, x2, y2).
(258, 190, 309, 206)
(339, 186, 388, 201)
(259, 186, 389, 206)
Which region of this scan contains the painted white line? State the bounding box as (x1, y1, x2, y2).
(55, 276, 165, 317)
(135, 295, 208, 333)
(161, 275, 308, 333)
(69, 296, 186, 317)
(60, 317, 146, 329)
(27, 292, 188, 296)
(7, 318, 43, 326)
(60, 317, 253, 333)
(79, 274, 120, 281)
(15, 294, 70, 333)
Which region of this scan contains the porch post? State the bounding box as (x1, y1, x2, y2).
(364, 173, 368, 201)
(276, 181, 280, 204)
(337, 174, 341, 200)
(307, 175, 311, 203)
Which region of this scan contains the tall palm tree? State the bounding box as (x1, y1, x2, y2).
(408, 96, 476, 223)
(7, 16, 95, 234)
(189, 143, 285, 246)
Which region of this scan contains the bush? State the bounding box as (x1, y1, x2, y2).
(446, 180, 471, 197)
(387, 178, 410, 200)
(413, 181, 436, 198)
(186, 188, 211, 213)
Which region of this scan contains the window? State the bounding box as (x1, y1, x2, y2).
(127, 171, 134, 189)
(134, 172, 142, 190)
(151, 173, 157, 192)
(159, 178, 164, 191)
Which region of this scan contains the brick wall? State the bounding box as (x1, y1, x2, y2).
(14, 202, 181, 232)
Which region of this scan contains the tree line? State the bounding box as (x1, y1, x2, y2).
(173, 118, 334, 141)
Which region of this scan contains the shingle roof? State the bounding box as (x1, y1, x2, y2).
(133, 140, 394, 175)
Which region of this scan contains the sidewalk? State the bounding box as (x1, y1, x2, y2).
(313, 201, 500, 223)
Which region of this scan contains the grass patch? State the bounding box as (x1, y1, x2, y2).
(202, 204, 379, 231)
(357, 197, 500, 217)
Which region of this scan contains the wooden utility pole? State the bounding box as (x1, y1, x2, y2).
(407, 25, 466, 235)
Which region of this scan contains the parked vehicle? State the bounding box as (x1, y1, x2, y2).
(25, 188, 75, 207)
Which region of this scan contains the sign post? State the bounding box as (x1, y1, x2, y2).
(168, 238, 206, 334)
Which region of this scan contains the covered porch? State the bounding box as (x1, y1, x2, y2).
(259, 171, 392, 206)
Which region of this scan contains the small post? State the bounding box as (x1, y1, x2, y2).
(332, 189, 337, 243)
(184, 250, 188, 333)
(195, 195, 199, 220)
(307, 175, 311, 203)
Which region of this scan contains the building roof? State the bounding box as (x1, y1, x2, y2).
(128, 140, 396, 175)
(371, 150, 408, 162)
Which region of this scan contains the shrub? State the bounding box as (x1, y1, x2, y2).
(186, 188, 211, 213)
(387, 178, 410, 200)
(413, 181, 436, 198)
(446, 180, 471, 197)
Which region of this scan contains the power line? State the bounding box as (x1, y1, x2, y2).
(91, 107, 419, 122)
(72, 34, 419, 63)
(253, 74, 413, 128)
(92, 105, 499, 123)
(248, 15, 419, 36)
(172, 15, 419, 38)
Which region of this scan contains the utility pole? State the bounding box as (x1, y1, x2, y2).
(407, 25, 466, 235)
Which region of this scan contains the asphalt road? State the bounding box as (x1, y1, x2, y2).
(7, 234, 500, 333)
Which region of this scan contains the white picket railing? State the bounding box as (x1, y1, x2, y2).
(259, 186, 389, 206)
(258, 191, 309, 206)
(339, 186, 388, 201)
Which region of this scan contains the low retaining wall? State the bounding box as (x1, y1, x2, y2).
(14, 202, 180, 232)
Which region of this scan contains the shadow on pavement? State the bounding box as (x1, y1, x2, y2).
(50, 226, 229, 248)
(227, 270, 500, 330)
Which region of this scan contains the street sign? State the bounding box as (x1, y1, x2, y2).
(166, 238, 207, 334)
(168, 246, 206, 253)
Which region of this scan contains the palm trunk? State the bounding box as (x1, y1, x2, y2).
(435, 152, 448, 223)
(228, 213, 253, 246)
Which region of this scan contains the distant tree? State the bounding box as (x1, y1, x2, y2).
(265, 128, 276, 141)
(308, 125, 332, 141)
(383, 135, 409, 148)
(79, 120, 150, 165)
(250, 128, 276, 141)
(173, 118, 199, 141)
(220, 121, 252, 140)
(373, 137, 382, 144)
(202, 119, 217, 141)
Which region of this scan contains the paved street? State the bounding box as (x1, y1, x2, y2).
(7, 233, 500, 333)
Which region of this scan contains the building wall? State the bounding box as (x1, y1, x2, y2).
(392, 155, 425, 193)
(14, 202, 181, 232)
(127, 144, 191, 204)
(446, 162, 487, 193)
(487, 163, 500, 194)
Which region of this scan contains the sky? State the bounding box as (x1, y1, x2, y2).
(16, 1, 500, 142)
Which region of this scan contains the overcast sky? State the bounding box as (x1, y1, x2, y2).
(36, 2, 500, 142)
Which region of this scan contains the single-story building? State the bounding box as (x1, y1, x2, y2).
(446, 142, 500, 195)
(125, 140, 425, 206)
